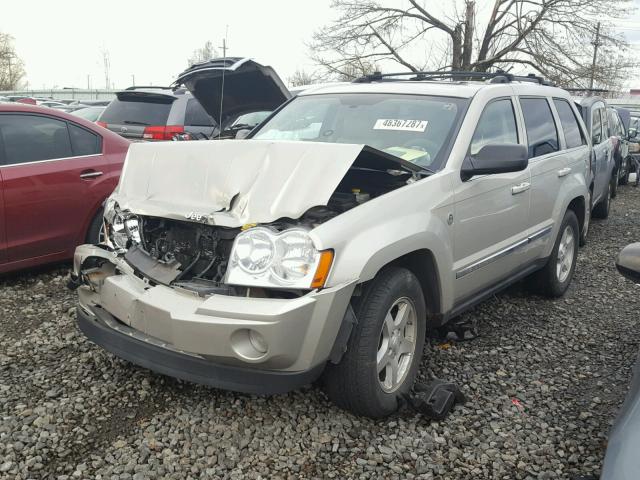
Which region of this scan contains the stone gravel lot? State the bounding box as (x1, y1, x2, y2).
(1, 185, 639, 480)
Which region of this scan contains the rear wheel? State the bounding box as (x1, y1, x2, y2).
(322, 267, 426, 418)
(531, 210, 579, 297)
(593, 181, 611, 219)
(619, 162, 630, 185)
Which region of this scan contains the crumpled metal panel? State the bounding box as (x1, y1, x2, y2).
(114, 139, 365, 228)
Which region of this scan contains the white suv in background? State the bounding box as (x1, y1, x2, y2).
(71, 72, 590, 417)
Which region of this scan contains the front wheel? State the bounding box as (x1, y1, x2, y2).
(85, 209, 105, 244)
(531, 210, 579, 297)
(322, 267, 426, 418)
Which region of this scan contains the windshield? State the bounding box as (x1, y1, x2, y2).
(253, 93, 468, 168)
(231, 110, 271, 128)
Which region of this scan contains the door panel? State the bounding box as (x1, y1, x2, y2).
(2, 155, 109, 261)
(453, 169, 531, 301)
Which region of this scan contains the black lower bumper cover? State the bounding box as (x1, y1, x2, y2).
(77, 306, 325, 395)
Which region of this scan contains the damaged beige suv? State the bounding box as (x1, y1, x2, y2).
(71, 72, 590, 417)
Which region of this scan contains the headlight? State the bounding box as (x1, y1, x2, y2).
(226, 227, 333, 289)
(103, 199, 140, 250)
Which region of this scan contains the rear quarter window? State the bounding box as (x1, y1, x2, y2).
(69, 123, 102, 156)
(185, 99, 214, 127)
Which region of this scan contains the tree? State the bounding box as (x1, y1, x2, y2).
(0, 33, 26, 90)
(310, 0, 636, 88)
(188, 41, 218, 66)
(287, 69, 326, 87)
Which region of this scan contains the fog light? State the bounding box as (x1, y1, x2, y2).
(248, 330, 268, 354)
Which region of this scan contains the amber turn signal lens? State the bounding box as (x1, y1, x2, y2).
(311, 250, 334, 289)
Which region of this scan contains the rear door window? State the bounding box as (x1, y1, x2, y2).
(519, 98, 559, 158)
(185, 99, 214, 127)
(0, 114, 72, 165)
(553, 99, 586, 149)
(99, 94, 173, 126)
(470, 99, 518, 156)
(69, 123, 102, 156)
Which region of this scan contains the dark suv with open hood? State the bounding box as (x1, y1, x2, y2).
(172, 57, 291, 139)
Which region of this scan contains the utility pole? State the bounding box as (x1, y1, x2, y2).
(589, 22, 601, 90)
(131, 74, 135, 86)
(220, 25, 229, 58)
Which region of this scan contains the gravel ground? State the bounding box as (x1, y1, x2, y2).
(1, 185, 639, 480)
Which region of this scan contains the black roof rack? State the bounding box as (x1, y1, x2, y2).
(353, 70, 554, 86)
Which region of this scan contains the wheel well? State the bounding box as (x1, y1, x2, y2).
(385, 249, 442, 321)
(567, 196, 585, 236)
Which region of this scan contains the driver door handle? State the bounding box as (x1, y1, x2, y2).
(557, 167, 571, 177)
(511, 182, 531, 195)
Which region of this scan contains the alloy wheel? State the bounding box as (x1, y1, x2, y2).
(556, 225, 575, 283)
(377, 297, 417, 393)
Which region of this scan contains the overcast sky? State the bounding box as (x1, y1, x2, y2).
(3, 0, 640, 90)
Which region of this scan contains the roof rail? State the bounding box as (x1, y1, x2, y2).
(353, 70, 554, 86)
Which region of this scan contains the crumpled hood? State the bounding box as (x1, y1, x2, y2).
(113, 140, 366, 228)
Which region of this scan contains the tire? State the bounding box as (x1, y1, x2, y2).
(531, 210, 579, 298)
(620, 168, 630, 185)
(611, 172, 619, 198)
(592, 181, 611, 219)
(619, 161, 630, 185)
(85, 209, 105, 244)
(579, 190, 591, 247)
(322, 267, 427, 418)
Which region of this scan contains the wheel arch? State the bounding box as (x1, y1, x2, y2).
(360, 248, 444, 328)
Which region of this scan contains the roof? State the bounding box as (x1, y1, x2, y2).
(572, 95, 606, 107)
(297, 79, 566, 99)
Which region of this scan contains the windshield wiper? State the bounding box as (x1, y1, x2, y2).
(123, 120, 150, 126)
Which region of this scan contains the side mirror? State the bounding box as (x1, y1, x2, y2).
(628, 128, 638, 140)
(616, 243, 640, 283)
(461, 143, 529, 181)
(235, 129, 251, 140)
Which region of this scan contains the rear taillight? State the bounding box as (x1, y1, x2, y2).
(96, 121, 107, 128)
(142, 125, 185, 140)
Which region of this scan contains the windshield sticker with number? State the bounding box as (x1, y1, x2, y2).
(373, 119, 428, 132)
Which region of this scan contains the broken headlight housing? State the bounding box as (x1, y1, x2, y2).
(103, 198, 140, 250)
(225, 227, 333, 289)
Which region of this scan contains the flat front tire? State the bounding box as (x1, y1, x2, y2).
(322, 267, 426, 418)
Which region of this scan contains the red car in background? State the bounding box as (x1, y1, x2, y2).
(0, 103, 129, 274)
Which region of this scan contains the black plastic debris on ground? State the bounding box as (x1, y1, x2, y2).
(402, 379, 466, 420)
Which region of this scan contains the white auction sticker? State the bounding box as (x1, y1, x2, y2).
(373, 119, 428, 132)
